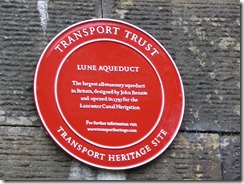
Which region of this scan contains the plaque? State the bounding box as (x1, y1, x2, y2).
(34, 19, 184, 170)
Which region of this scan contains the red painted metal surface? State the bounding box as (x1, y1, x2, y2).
(34, 19, 184, 170)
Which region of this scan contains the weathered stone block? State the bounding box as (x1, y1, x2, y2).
(102, 0, 240, 132)
(220, 135, 241, 180)
(126, 133, 222, 180)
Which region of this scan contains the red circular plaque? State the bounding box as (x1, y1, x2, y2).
(34, 19, 184, 170)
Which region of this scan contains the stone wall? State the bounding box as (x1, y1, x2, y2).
(0, 0, 240, 180)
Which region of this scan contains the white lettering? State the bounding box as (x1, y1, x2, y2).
(98, 65, 139, 73)
(151, 48, 159, 56)
(55, 44, 63, 52)
(108, 145, 151, 161)
(151, 129, 168, 147)
(60, 40, 69, 48)
(83, 28, 89, 36)
(125, 30, 132, 38)
(89, 27, 95, 35)
(68, 36, 76, 44)
(96, 26, 104, 34)
(57, 126, 106, 160)
(73, 30, 82, 40)
(113, 26, 120, 35)
(106, 26, 112, 34)
(124, 30, 159, 57)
